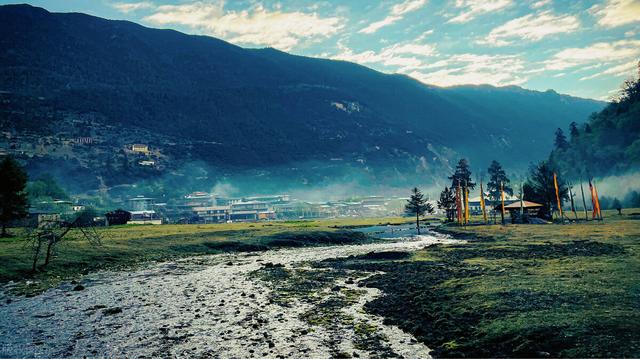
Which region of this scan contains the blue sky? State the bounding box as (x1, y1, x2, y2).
(3, 0, 640, 100)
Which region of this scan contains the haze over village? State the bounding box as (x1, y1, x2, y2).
(0, 1, 639, 358)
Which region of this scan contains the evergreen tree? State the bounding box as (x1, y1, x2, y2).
(437, 186, 456, 222)
(486, 160, 513, 223)
(405, 187, 433, 235)
(525, 161, 568, 219)
(584, 123, 592, 134)
(26, 174, 69, 202)
(569, 122, 579, 141)
(554, 128, 569, 150)
(449, 158, 475, 191)
(0, 157, 29, 237)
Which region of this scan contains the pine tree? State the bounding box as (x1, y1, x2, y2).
(449, 158, 475, 190)
(405, 187, 433, 235)
(486, 160, 512, 223)
(569, 122, 579, 141)
(554, 128, 569, 150)
(437, 186, 456, 222)
(0, 157, 29, 237)
(525, 161, 568, 219)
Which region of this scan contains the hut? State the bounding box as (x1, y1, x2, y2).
(503, 200, 544, 223)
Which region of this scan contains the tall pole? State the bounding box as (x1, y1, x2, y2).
(579, 179, 589, 221)
(480, 179, 487, 224)
(519, 181, 524, 222)
(500, 181, 506, 225)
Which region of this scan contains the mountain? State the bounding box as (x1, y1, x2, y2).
(549, 70, 640, 178)
(0, 4, 604, 195)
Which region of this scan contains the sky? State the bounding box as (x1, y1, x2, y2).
(3, 0, 640, 100)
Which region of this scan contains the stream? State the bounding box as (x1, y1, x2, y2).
(0, 227, 457, 358)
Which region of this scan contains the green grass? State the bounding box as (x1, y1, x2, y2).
(0, 217, 412, 295)
(319, 209, 640, 357)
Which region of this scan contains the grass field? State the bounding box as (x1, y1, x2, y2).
(0, 217, 411, 295)
(321, 209, 640, 357)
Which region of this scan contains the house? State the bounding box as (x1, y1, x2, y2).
(23, 209, 61, 228)
(127, 196, 155, 211)
(128, 210, 162, 225)
(503, 200, 544, 223)
(192, 206, 229, 223)
(131, 144, 149, 154)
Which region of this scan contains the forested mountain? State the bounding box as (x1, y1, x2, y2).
(550, 66, 640, 178)
(0, 4, 604, 193)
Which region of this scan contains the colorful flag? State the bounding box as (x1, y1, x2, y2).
(480, 180, 487, 224)
(589, 179, 597, 219)
(593, 181, 602, 219)
(464, 181, 470, 224)
(553, 172, 563, 218)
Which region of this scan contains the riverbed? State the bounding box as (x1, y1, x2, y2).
(0, 228, 456, 358)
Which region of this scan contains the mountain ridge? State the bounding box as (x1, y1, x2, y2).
(0, 4, 605, 194)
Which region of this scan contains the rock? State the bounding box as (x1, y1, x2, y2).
(73, 284, 85, 291)
(103, 307, 123, 315)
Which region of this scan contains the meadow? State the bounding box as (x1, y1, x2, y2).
(0, 217, 411, 295)
(321, 209, 640, 357)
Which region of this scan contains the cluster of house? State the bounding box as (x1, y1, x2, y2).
(117, 192, 407, 225)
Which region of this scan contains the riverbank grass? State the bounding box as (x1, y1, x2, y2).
(325, 210, 640, 357)
(0, 217, 411, 295)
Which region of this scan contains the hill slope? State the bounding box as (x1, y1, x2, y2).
(0, 4, 604, 193)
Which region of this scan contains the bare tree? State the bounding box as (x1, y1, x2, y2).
(26, 216, 102, 273)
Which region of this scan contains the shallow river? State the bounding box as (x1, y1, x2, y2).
(0, 228, 456, 358)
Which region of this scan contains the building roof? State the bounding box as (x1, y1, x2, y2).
(504, 200, 543, 209)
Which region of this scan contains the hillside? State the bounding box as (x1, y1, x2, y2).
(0, 4, 604, 194)
(550, 68, 640, 177)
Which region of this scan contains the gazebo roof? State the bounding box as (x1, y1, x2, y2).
(504, 200, 543, 209)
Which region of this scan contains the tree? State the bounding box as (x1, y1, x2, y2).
(569, 122, 579, 141)
(26, 174, 69, 202)
(525, 161, 568, 219)
(405, 187, 433, 235)
(26, 214, 102, 272)
(449, 159, 476, 190)
(0, 157, 29, 237)
(554, 128, 569, 150)
(486, 160, 513, 223)
(584, 123, 592, 134)
(611, 198, 622, 215)
(437, 186, 456, 222)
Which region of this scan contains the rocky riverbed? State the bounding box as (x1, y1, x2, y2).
(0, 230, 456, 358)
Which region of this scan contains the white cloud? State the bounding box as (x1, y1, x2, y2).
(111, 1, 154, 13)
(332, 42, 436, 70)
(139, 1, 344, 51)
(359, 0, 427, 34)
(530, 0, 552, 9)
(590, 0, 640, 28)
(448, 0, 512, 24)
(407, 54, 528, 87)
(579, 60, 639, 81)
(545, 40, 640, 71)
(481, 10, 580, 46)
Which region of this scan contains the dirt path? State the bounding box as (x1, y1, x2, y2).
(0, 232, 456, 358)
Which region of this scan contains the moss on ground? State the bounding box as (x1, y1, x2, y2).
(318, 211, 640, 358)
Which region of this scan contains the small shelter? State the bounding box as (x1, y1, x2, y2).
(502, 200, 543, 223)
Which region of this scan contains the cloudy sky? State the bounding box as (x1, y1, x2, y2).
(5, 0, 640, 100)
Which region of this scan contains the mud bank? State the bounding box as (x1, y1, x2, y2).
(0, 233, 455, 358)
